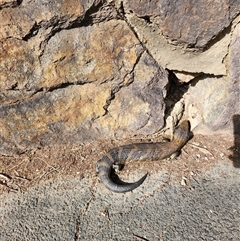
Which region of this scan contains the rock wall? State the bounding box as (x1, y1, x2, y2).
(0, 0, 239, 154)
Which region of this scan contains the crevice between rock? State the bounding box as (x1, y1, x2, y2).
(115, 2, 157, 67)
(0, 80, 92, 107)
(102, 48, 145, 116)
(162, 69, 226, 129)
(0, 0, 22, 10)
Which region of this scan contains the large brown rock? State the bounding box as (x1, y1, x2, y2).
(0, 2, 168, 153)
(123, 0, 239, 47)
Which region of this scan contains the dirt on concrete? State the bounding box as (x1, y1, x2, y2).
(0, 132, 239, 241)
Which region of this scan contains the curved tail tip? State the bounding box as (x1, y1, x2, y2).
(137, 172, 148, 186)
(113, 172, 148, 193)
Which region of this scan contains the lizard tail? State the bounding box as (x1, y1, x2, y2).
(96, 156, 148, 193)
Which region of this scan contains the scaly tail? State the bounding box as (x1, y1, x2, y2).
(96, 155, 148, 193)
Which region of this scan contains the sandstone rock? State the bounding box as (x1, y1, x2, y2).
(0, 38, 36, 90)
(33, 20, 141, 89)
(0, 0, 85, 39)
(185, 76, 229, 131)
(0, 0, 240, 154)
(0, 84, 108, 150)
(183, 19, 240, 133)
(125, 11, 231, 76)
(121, 0, 240, 133)
(123, 0, 239, 47)
(0, 0, 20, 9)
(93, 52, 168, 138)
(0, 4, 168, 153)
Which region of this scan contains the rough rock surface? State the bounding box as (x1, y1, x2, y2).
(0, 0, 240, 153)
(185, 21, 240, 132)
(123, 0, 239, 47)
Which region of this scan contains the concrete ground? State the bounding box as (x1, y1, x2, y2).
(0, 134, 240, 240)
